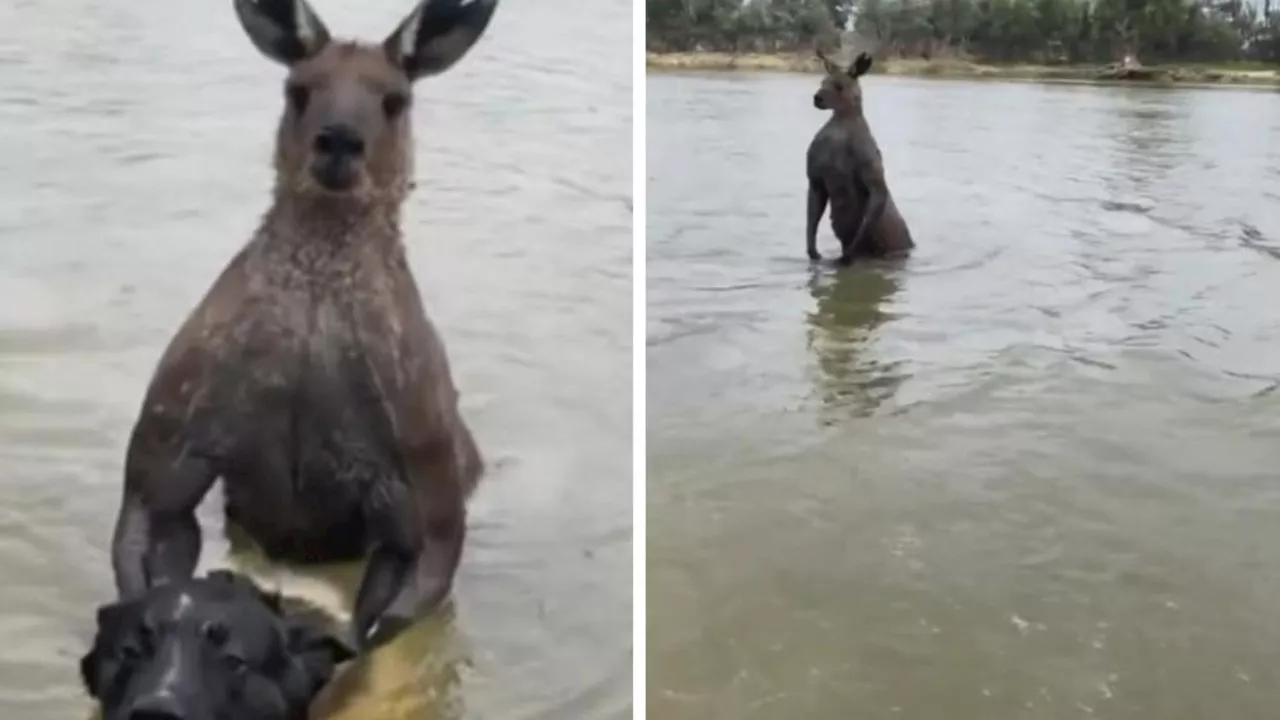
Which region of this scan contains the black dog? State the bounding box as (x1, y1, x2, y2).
(80, 570, 354, 720)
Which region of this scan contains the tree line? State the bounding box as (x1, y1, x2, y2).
(647, 0, 1280, 65)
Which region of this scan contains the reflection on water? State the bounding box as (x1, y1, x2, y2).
(648, 72, 1280, 720)
(314, 610, 468, 720)
(0, 2, 632, 719)
(805, 265, 905, 421)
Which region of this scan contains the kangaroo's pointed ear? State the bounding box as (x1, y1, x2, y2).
(234, 0, 332, 66)
(849, 51, 873, 78)
(816, 48, 841, 75)
(383, 0, 500, 82)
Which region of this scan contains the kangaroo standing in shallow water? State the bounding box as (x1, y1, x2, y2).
(805, 50, 914, 265)
(110, 0, 498, 651)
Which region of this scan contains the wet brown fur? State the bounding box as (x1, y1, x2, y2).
(111, 0, 498, 651)
(805, 50, 914, 264)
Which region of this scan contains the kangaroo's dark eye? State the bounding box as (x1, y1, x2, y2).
(286, 83, 310, 114)
(382, 91, 409, 118)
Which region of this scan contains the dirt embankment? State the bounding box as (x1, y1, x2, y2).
(646, 52, 1280, 88)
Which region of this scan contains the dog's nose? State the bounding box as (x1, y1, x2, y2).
(129, 713, 181, 720)
(313, 124, 365, 157)
(127, 694, 185, 720)
(128, 710, 182, 720)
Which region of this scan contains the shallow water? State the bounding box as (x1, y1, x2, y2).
(647, 72, 1280, 719)
(0, 1, 631, 718)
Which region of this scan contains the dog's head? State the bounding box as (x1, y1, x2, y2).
(80, 570, 355, 720)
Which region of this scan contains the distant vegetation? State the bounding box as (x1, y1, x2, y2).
(646, 0, 1280, 66)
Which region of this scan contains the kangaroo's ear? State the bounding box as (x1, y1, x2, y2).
(383, 0, 500, 82)
(233, 0, 332, 66)
(816, 48, 841, 75)
(849, 51, 873, 78)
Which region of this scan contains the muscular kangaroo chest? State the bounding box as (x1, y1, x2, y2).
(201, 279, 401, 529)
(807, 130, 865, 214)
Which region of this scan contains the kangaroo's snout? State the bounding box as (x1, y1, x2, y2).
(813, 92, 825, 109)
(314, 124, 365, 158)
(310, 123, 365, 192)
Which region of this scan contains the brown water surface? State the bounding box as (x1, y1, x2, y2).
(648, 71, 1280, 720)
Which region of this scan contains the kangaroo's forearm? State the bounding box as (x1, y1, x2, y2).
(847, 190, 886, 255)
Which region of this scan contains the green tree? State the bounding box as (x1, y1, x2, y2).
(646, 0, 1274, 63)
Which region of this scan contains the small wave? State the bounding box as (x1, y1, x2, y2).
(909, 245, 1004, 276)
(0, 323, 137, 355)
(1100, 199, 1155, 215)
(1237, 222, 1280, 260)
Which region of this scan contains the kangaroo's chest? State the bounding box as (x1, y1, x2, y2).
(808, 131, 857, 192)
(202, 283, 400, 549)
(191, 274, 395, 461)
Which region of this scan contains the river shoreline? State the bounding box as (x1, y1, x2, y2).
(646, 51, 1280, 88)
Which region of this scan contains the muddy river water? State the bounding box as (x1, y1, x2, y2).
(648, 71, 1280, 719)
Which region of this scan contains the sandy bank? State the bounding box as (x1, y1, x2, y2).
(646, 51, 1280, 88)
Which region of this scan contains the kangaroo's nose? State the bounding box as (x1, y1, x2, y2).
(313, 124, 365, 157)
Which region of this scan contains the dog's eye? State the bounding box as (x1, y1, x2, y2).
(382, 91, 409, 118)
(203, 621, 229, 647)
(119, 643, 143, 662)
(118, 624, 153, 662)
(286, 83, 310, 114)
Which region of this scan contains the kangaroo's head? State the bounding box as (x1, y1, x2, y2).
(234, 0, 498, 204)
(813, 49, 872, 117)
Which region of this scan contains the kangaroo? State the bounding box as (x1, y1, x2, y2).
(109, 0, 499, 652)
(805, 50, 914, 265)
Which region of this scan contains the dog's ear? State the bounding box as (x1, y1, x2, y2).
(80, 598, 144, 699)
(79, 643, 103, 698)
(280, 611, 356, 700)
(208, 569, 284, 612)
